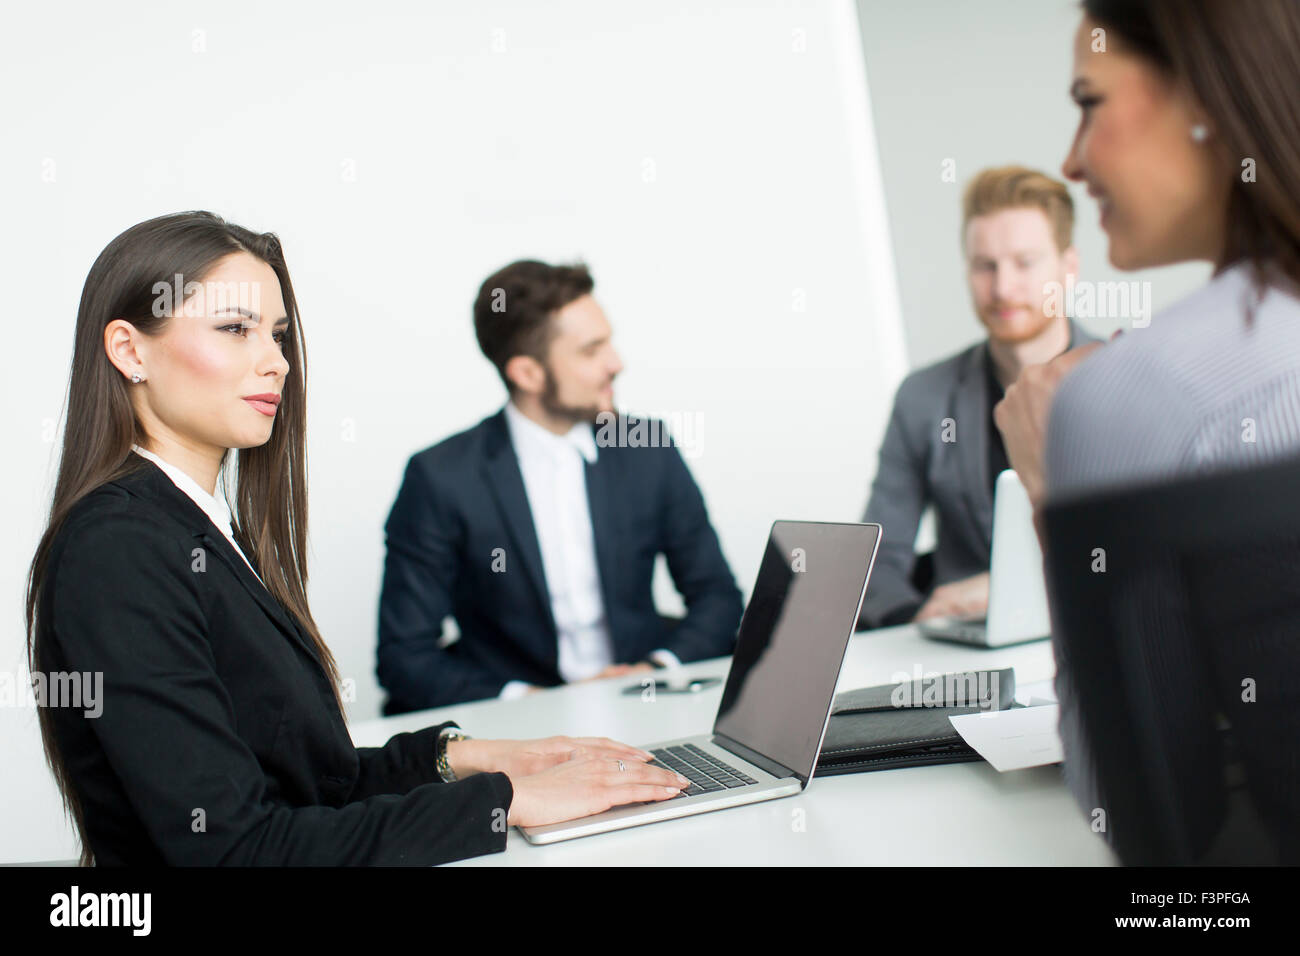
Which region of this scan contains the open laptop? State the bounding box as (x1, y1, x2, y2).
(917, 469, 1051, 647)
(521, 519, 882, 845)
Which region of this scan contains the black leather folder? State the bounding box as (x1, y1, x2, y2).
(816, 668, 1017, 775)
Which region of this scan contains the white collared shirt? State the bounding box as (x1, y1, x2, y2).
(498, 403, 680, 700)
(503, 402, 613, 689)
(130, 443, 264, 586)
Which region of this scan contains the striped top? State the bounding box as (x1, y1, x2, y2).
(1048, 260, 1300, 500)
(1045, 258, 1300, 854)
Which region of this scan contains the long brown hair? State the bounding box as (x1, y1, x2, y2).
(1082, 0, 1300, 296)
(25, 211, 344, 866)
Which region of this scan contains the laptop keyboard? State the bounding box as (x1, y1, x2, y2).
(648, 743, 758, 798)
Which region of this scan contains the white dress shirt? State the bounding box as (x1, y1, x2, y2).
(130, 443, 264, 586)
(499, 403, 678, 700)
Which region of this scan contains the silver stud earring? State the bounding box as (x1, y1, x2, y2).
(1190, 123, 1209, 143)
(131, 372, 144, 383)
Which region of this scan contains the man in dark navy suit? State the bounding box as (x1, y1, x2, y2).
(377, 260, 743, 712)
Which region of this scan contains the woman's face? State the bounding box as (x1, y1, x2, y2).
(112, 252, 291, 462)
(1061, 15, 1230, 270)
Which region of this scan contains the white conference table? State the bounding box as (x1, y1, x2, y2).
(349, 624, 1117, 866)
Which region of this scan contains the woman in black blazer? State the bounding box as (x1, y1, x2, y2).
(25, 211, 687, 865)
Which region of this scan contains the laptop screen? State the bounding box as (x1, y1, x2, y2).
(713, 521, 879, 782)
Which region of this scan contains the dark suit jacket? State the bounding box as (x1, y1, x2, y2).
(38, 453, 513, 866)
(377, 408, 744, 712)
(858, 320, 1099, 628)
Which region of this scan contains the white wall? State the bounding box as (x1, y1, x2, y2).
(856, 0, 1212, 370)
(1, 0, 904, 862)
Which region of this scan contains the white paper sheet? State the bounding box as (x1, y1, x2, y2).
(948, 704, 1063, 772)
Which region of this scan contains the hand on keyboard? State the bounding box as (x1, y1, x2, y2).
(648, 744, 758, 799)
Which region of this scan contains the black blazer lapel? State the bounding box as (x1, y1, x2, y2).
(479, 411, 557, 636)
(194, 529, 323, 665)
(119, 454, 322, 664)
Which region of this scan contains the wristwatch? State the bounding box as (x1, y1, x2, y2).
(436, 726, 470, 783)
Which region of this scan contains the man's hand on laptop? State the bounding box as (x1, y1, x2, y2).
(913, 572, 990, 622)
(504, 748, 691, 827)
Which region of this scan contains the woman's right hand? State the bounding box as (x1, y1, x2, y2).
(505, 754, 690, 828)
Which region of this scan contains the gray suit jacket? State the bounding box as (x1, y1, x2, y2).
(858, 319, 1098, 629)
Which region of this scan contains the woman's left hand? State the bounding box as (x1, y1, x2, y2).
(446, 736, 654, 781)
